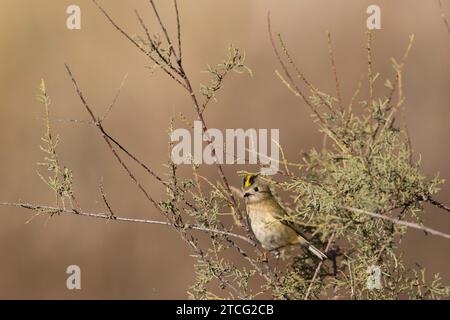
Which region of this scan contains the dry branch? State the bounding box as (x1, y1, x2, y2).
(0, 202, 254, 245)
(345, 206, 450, 240)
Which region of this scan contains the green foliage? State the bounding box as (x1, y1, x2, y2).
(36, 80, 74, 210)
(200, 45, 252, 102)
(263, 34, 449, 299)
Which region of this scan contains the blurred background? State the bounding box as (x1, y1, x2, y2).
(0, 0, 449, 299)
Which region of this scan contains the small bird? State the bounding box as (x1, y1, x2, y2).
(242, 174, 327, 260)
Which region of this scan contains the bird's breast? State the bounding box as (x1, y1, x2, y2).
(246, 203, 298, 251)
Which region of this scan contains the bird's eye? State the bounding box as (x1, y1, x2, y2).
(254, 187, 259, 192)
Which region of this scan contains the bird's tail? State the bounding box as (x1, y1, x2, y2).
(307, 244, 327, 260)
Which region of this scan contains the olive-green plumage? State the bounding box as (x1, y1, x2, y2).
(243, 174, 327, 260)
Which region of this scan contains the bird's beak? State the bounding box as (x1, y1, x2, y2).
(243, 192, 251, 198)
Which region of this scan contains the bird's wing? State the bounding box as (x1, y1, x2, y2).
(269, 199, 327, 259)
(269, 200, 311, 243)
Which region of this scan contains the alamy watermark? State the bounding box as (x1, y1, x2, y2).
(171, 121, 280, 175)
(66, 5, 81, 30)
(66, 265, 81, 290)
(366, 5, 381, 30)
(366, 265, 382, 290)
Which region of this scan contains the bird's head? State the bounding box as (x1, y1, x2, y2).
(242, 174, 272, 204)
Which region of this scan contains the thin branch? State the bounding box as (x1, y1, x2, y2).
(0, 202, 254, 245)
(47, 118, 95, 125)
(101, 73, 128, 122)
(65, 64, 167, 220)
(326, 31, 343, 112)
(148, 0, 178, 60)
(345, 206, 450, 240)
(51, 112, 168, 188)
(103, 117, 167, 185)
(367, 31, 374, 105)
(173, 0, 182, 62)
(99, 178, 115, 218)
(134, 9, 153, 47)
(90, 0, 187, 90)
(268, 13, 327, 123)
(372, 35, 414, 142)
(134, 9, 179, 76)
(304, 232, 336, 300)
(64, 64, 198, 245)
(428, 197, 450, 212)
(344, 75, 363, 134)
(276, 31, 337, 116)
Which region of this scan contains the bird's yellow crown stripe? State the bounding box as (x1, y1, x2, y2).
(245, 175, 253, 188)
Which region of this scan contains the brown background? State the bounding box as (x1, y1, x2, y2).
(0, 0, 449, 299)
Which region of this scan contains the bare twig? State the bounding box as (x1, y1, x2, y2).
(51, 114, 169, 188)
(304, 232, 336, 300)
(371, 35, 414, 145)
(344, 75, 363, 134)
(65, 64, 170, 221)
(326, 31, 343, 112)
(367, 31, 374, 105)
(268, 13, 327, 124)
(148, 0, 178, 60)
(50, 118, 95, 125)
(0, 202, 254, 245)
(173, 0, 182, 62)
(99, 178, 115, 218)
(134, 9, 179, 74)
(101, 73, 128, 122)
(276, 32, 337, 117)
(345, 206, 450, 240)
(103, 126, 166, 185)
(428, 197, 450, 212)
(91, 0, 187, 90)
